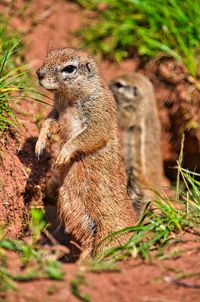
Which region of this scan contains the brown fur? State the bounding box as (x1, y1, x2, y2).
(110, 73, 164, 201)
(35, 48, 137, 259)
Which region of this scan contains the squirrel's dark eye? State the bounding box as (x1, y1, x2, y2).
(114, 81, 124, 89)
(61, 65, 77, 73)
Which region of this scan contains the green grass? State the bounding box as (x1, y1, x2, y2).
(77, 0, 200, 76)
(0, 15, 31, 132)
(93, 164, 200, 264)
(71, 273, 91, 302)
(0, 14, 52, 134)
(0, 208, 64, 293)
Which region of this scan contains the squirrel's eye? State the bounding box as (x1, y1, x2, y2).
(61, 65, 77, 73)
(114, 81, 124, 89)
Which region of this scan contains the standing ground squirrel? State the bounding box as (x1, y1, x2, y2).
(109, 73, 164, 201)
(35, 48, 137, 259)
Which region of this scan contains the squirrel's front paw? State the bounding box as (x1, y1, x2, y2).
(35, 136, 46, 159)
(55, 146, 72, 167)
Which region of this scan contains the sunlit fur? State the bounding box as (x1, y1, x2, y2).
(35, 48, 137, 259)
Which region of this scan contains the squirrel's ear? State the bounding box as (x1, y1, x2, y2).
(85, 62, 95, 78)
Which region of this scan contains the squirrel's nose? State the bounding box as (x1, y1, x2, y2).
(36, 68, 45, 81)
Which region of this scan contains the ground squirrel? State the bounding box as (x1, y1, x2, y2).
(35, 48, 137, 259)
(109, 73, 164, 201)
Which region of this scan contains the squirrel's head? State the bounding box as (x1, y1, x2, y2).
(109, 73, 153, 129)
(36, 48, 97, 96)
(109, 74, 144, 106)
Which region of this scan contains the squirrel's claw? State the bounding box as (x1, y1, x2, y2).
(55, 147, 71, 167)
(35, 137, 46, 159)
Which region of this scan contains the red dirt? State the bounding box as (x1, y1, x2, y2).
(0, 1, 200, 301)
(3, 232, 200, 302)
(0, 99, 51, 238)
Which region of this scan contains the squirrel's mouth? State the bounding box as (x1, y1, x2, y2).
(38, 79, 58, 91)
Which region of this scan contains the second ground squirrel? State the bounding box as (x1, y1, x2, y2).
(35, 48, 137, 259)
(110, 73, 164, 202)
